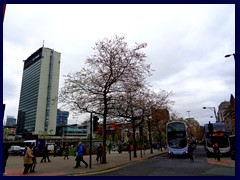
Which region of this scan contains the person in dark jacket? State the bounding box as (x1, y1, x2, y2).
(64, 144, 69, 160)
(40, 144, 51, 163)
(213, 142, 220, 161)
(96, 143, 103, 163)
(74, 142, 88, 168)
(118, 144, 122, 154)
(3, 144, 10, 175)
(108, 143, 112, 154)
(188, 142, 194, 162)
(30, 145, 38, 172)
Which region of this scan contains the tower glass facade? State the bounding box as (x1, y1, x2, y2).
(16, 47, 61, 135)
(56, 109, 69, 126)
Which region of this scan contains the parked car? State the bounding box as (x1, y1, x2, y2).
(8, 145, 22, 155)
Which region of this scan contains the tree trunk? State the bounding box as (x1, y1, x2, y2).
(148, 121, 153, 154)
(159, 131, 162, 151)
(133, 125, 137, 158)
(101, 93, 108, 164)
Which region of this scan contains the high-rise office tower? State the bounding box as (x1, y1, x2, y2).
(16, 47, 61, 135)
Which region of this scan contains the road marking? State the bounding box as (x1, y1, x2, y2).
(74, 167, 121, 176)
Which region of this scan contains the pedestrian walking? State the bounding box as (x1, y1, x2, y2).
(3, 144, 10, 176)
(213, 142, 220, 161)
(144, 143, 147, 151)
(74, 142, 88, 168)
(60, 145, 64, 156)
(54, 145, 57, 157)
(96, 143, 103, 163)
(40, 144, 51, 163)
(30, 145, 37, 172)
(188, 141, 194, 162)
(108, 143, 112, 154)
(118, 144, 122, 154)
(23, 145, 34, 174)
(64, 144, 69, 160)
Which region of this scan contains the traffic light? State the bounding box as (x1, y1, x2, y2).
(93, 116, 99, 131)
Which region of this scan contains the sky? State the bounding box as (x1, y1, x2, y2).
(3, 4, 235, 126)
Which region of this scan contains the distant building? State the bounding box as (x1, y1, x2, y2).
(218, 101, 230, 122)
(221, 94, 235, 135)
(6, 115, 16, 126)
(16, 47, 61, 135)
(56, 109, 69, 126)
(56, 124, 87, 138)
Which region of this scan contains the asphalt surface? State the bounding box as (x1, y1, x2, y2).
(4, 149, 235, 176)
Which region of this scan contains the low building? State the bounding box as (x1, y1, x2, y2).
(56, 124, 87, 138)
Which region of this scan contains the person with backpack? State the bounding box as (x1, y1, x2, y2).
(74, 142, 88, 168)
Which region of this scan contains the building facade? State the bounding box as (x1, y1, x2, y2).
(56, 109, 69, 126)
(56, 124, 88, 138)
(221, 95, 235, 135)
(16, 47, 61, 135)
(6, 115, 16, 126)
(218, 101, 230, 122)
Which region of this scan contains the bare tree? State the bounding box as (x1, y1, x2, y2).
(111, 87, 148, 158)
(110, 88, 173, 157)
(59, 36, 152, 163)
(142, 89, 174, 153)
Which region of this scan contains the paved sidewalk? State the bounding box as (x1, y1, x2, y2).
(5, 149, 166, 176)
(5, 149, 235, 176)
(207, 157, 235, 168)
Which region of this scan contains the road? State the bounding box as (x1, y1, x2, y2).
(90, 146, 235, 176)
(5, 145, 234, 176)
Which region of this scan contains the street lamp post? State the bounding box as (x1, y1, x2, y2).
(89, 112, 93, 169)
(203, 107, 218, 122)
(225, 53, 235, 61)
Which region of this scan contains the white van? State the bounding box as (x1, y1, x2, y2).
(23, 140, 55, 155)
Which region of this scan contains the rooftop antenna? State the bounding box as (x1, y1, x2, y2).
(187, 111, 191, 118)
(42, 40, 45, 48)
